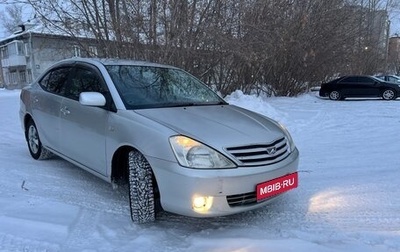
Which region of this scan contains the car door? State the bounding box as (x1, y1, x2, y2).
(59, 64, 111, 176)
(357, 76, 378, 97)
(338, 76, 359, 97)
(33, 66, 72, 152)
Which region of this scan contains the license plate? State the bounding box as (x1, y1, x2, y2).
(256, 172, 298, 201)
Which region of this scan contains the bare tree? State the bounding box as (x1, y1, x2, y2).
(8, 0, 397, 96)
(0, 3, 24, 35)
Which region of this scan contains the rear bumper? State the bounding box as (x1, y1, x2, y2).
(148, 148, 299, 217)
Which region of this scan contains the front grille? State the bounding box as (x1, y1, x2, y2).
(225, 137, 290, 166)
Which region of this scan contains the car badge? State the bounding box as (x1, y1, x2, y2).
(266, 147, 277, 155)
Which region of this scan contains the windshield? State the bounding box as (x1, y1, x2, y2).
(106, 65, 226, 109)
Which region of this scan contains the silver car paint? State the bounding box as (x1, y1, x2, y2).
(29, 85, 63, 152)
(135, 105, 283, 152)
(59, 98, 108, 175)
(20, 58, 299, 218)
(148, 148, 299, 217)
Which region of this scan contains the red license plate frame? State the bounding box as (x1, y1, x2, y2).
(256, 172, 298, 201)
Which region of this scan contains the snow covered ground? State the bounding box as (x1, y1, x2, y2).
(0, 89, 399, 252)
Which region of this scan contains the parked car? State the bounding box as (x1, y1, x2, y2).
(319, 75, 400, 100)
(375, 75, 400, 84)
(19, 58, 299, 223)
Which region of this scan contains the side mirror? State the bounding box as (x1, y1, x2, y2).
(79, 92, 106, 106)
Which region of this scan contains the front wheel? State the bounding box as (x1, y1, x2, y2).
(26, 120, 53, 160)
(329, 90, 342, 100)
(128, 151, 157, 223)
(382, 89, 396, 100)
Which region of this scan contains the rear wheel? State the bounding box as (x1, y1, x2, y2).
(329, 90, 342, 100)
(26, 120, 53, 160)
(382, 89, 396, 100)
(128, 150, 157, 223)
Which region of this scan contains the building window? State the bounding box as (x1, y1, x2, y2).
(5, 72, 9, 84)
(1, 46, 8, 59)
(7, 43, 17, 56)
(19, 70, 26, 85)
(6, 41, 25, 56)
(24, 43, 30, 56)
(27, 69, 32, 83)
(9, 71, 18, 85)
(88, 46, 98, 57)
(73, 45, 81, 57)
(17, 41, 24, 55)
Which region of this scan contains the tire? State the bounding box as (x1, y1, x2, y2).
(26, 120, 53, 160)
(128, 150, 156, 223)
(329, 90, 342, 100)
(382, 89, 396, 100)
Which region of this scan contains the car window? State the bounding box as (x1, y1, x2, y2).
(39, 67, 71, 95)
(106, 65, 226, 109)
(358, 77, 374, 84)
(67, 67, 108, 101)
(388, 76, 400, 83)
(339, 76, 358, 83)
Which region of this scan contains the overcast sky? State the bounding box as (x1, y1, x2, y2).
(391, 9, 400, 35)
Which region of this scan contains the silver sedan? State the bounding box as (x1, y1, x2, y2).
(19, 58, 299, 223)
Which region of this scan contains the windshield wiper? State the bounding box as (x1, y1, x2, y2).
(169, 101, 228, 107)
(149, 101, 228, 108)
(164, 102, 197, 107)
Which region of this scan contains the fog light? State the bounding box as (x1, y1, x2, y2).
(192, 196, 213, 213)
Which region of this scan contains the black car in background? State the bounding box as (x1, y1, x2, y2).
(319, 75, 400, 100)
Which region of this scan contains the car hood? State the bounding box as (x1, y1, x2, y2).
(135, 105, 284, 149)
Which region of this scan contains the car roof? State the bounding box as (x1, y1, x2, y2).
(339, 75, 383, 80)
(341, 75, 374, 78)
(326, 75, 385, 83)
(55, 57, 179, 69)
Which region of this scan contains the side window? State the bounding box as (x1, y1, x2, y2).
(358, 77, 374, 84)
(388, 76, 400, 83)
(67, 67, 108, 101)
(340, 77, 358, 83)
(38, 72, 50, 89)
(39, 67, 71, 95)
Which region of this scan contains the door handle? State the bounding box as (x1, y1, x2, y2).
(60, 107, 70, 115)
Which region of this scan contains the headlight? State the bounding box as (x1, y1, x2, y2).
(279, 123, 296, 153)
(169, 136, 236, 169)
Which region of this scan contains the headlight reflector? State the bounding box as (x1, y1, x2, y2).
(169, 136, 236, 169)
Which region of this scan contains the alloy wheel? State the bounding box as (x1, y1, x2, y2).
(28, 125, 40, 154)
(382, 89, 395, 100)
(329, 91, 341, 100)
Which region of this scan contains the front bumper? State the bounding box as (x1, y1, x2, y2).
(148, 147, 299, 217)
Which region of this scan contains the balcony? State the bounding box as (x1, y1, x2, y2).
(1, 55, 27, 67)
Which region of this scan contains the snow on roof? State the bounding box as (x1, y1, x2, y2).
(0, 19, 96, 44)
